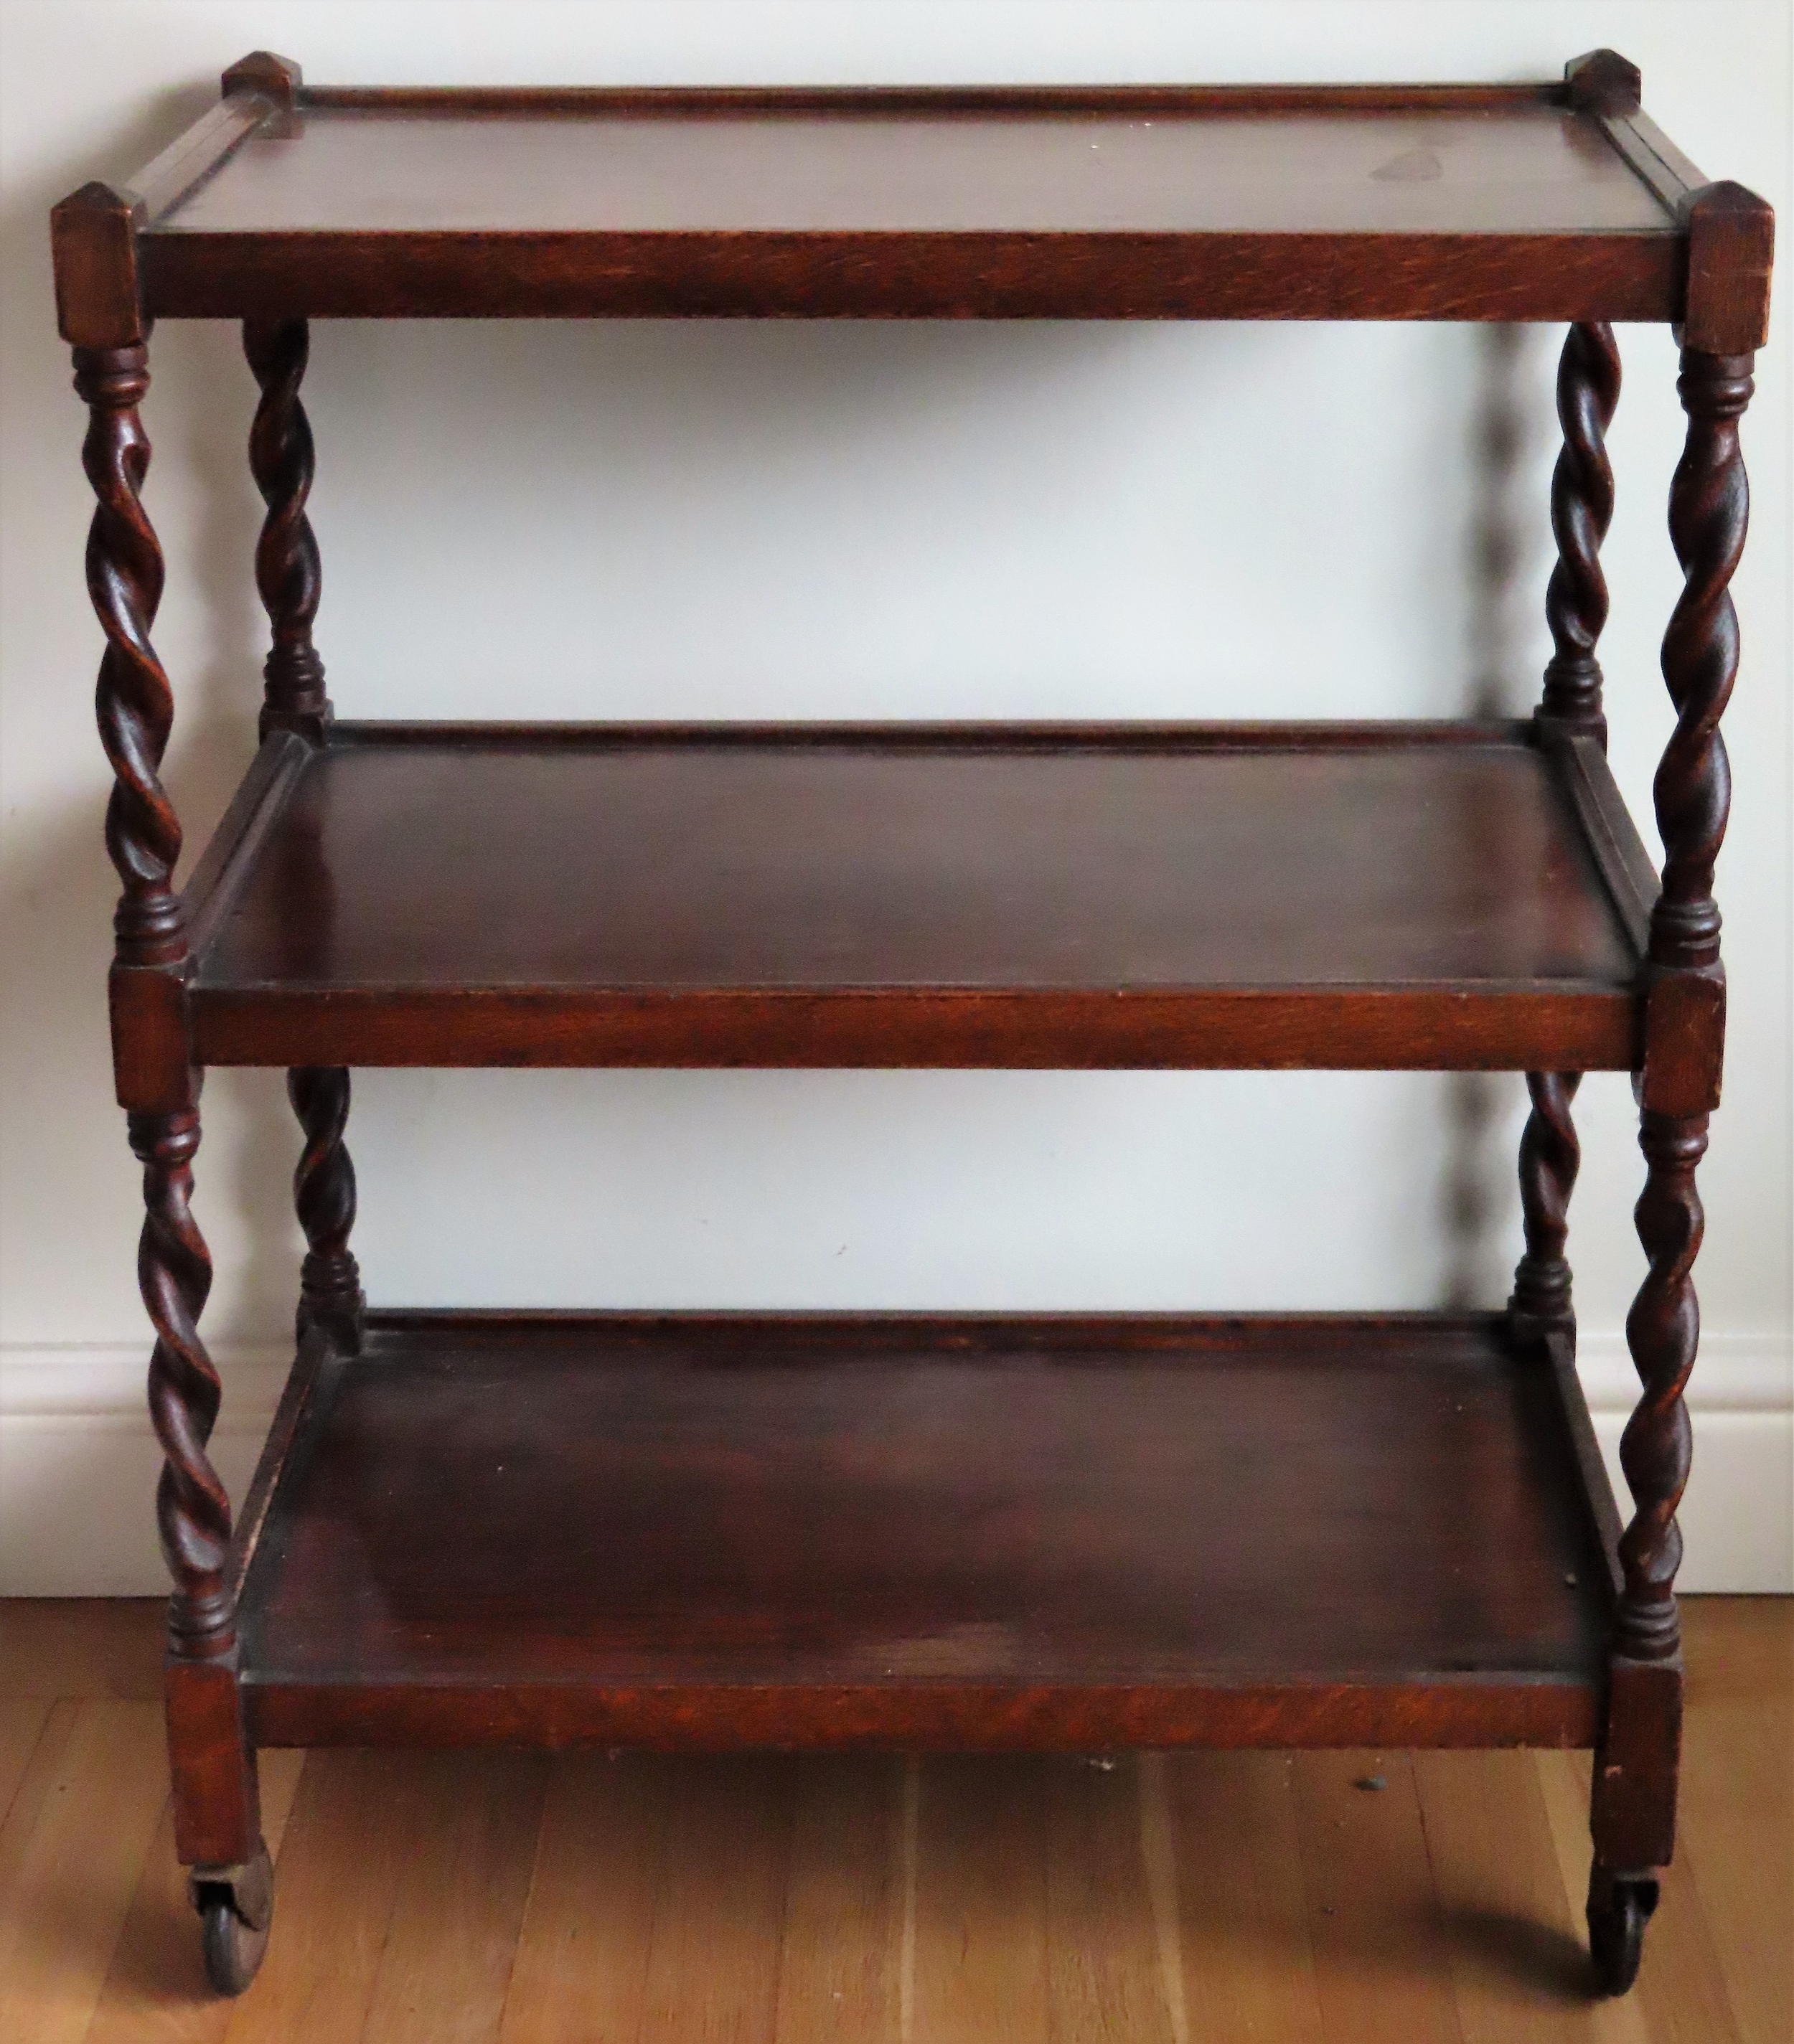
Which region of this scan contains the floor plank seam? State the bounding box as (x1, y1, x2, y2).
(1136, 1753, 1190, 2044)
(898, 1757, 919, 2044)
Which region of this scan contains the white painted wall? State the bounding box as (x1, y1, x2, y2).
(1, 1, 1788, 1593)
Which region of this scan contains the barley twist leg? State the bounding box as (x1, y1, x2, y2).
(288, 1065, 364, 1349)
(1539, 321, 1621, 745)
(245, 317, 329, 740)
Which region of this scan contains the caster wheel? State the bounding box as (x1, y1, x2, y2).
(1587, 1865, 1658, 1997)
(192, 1844, 273, 1997)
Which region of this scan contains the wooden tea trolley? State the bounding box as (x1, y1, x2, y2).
(52, 50, 1772, 1997)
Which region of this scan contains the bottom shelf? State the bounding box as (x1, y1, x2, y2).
(234, 1311, 1616, 1753)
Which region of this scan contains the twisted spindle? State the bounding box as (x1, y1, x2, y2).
(1539, 322, 1621, 745)
(245, 318, 329, 738)
(1612, 346, 1756, 1664)
(1617, 1112, 1706, 1660)
(74, 343, 184, 966)
(131, 1106, 234, 1657)
(1509, 1071, 1582, 1334)
(288, 1067, 363, 1348)
(1651, 349, 1753, 971)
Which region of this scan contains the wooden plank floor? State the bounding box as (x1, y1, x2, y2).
(0, 1598, 1785, 2043)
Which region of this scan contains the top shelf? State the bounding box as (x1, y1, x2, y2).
(51, 50, 1774, 344)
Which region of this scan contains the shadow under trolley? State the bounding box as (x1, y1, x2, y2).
(50, 46, 1772, 1998)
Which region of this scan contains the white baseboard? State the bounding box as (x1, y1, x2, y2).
(1573, 1332, 1792, 1596)
(2, 1332, 1788, 1596)
(1, 1344, 292, 1598)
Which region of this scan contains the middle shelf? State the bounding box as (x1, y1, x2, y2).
(182, 717, 1656, 1072)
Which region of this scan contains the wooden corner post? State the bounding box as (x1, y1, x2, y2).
(1536, 322, 1620, 749)
(1592, 175, 1770, 1959)
(288, 1067, 365, 1350)
(53, 178, 264, 1888)
(240, 309, 365, 1350)
(222, 50, 303, 108)
(1562, 50, 1643, 119)
(1511, 312, 1620, 1351)
(245, 316, 331, 743)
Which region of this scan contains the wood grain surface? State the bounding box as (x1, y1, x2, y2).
(1, 1597, 1784, 2042)
(156, 105, 1674, 237)
(185, 723, 1644, 1073)
(122, 84, 1698, 324)
(50, 67, 1770, 340)
(229, 1312, 1609, 1753)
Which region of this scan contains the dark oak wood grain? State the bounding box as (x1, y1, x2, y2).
(133, 87, 1691, 326)
(158, 105, 1673, 237)
(49, 58, 1772, 336)
(236, 1311, 1611, 1753)
(51, 183, 145, 349)
(164, 1657, 262, 1871)
(184, 722, 1644, 1073)
(55, 64, 1771, 329)
(141, 226, 1687, 326)
(1682, 182, 1775, 354)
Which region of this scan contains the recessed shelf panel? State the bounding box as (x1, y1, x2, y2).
(161, 104, 1674, 238)
(237, 1310, 1613, 1751)
(184, 720, 1650, 1072)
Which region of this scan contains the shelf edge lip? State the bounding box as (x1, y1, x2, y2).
(190, 977, 1642, 996)
(136, 227, 1683, 325)
(239, 1675, 1602, 1752)
(144, 224, 1684, 243)
(187, 983, 1639, 1074)
(1541, 1327, 1628, 1608)
(225, 1324, 335, 1607)
(130, 95, 276, 229)
(319, 717, 1542, 752)
(356, 1304, 1526, 1339)
(1546, 733, 1659, 959)
(240, 1667, 1596, 1692)
(180, 730, 313, 958)
(1593, 108, 1705, 219)
(291, 82, 1574, 118)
